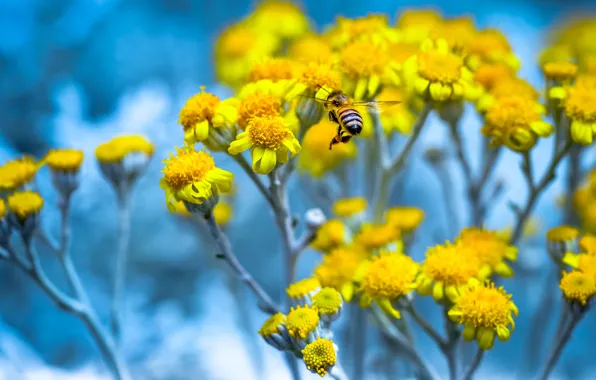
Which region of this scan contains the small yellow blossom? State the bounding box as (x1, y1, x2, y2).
(550, 79, 596, 145)
(289, 35, 334, 63)
(286, 305, 320, 340)
(302, 338, 337, 377)
(228, 116, 301, 175)
(258, 312, 286, 338)
(248, 58, 298, 83)
(7, 191, 44, 220)
(457, 228, 518, 278)
(314, 246, 368, 301)
(45, 149, 84, 172)
(387, 42, 419, 68)
(361, 251, 420, 319)
(332, 197, 367, 218)
(377, 87, 415, 135)
(418, 242, 482, 302)
(246, 0, 309, 40)
(473, 63, 516, 91)
(562, 252, 596, 276)
(402, 39, 480, 102)
(396, 9, 442, 44)
(428, 16, 476, 49)
(285, 62, 342, 101)
(448, 281, 518, 350)
(310, 220, 348, 252)
(160, 146, 233, 212)
(560, 270, 596, 306)
(95, 135, 154, 163)
(539, 44, 574, 66)
(385, 206, 425, 234)
(298, 120, 358, 177)
(547, 225, 580, 242)
(0, 156, 40, 193)
(466, 29, 520, 70)
(331, 14, 399, 48)
(213, 202, 233, 225)
(236, 92, 283, 129)
(481, 96, 553, 152)
(313, 288, 343, 317)
(542, 61, 578, 82)
(355, 223, 401, 251)
(287, 277, 321, 302)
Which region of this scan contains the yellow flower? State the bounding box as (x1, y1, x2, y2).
(339, 40, 400, 100)
(428, 16, 476, 49)
(539, 44, 574, 66)
(178, 89, 239, 149)
(310, 220, 349, 252)
(562, 252, 596, 276)
(402, 39, 480, 102)
(385, 206, 425, 234)
(285, 62, 341, 100)
(236, 91, 284, 130)
(95, 135, 154, 163)
(361, 251, 420, 319)
(448, 281, 518, 350)
(481, 96, 553, 152)
(560, 270, 596, 306)
(160, 146, 233, 212)
(302, 338, 337, 377)
(377, 87, 415, 135)
(332, 14, 399, 48)
(45, 149, 84, 172)
(228, 116, 300, 175)
(286, 304, 320, 340)
(0, 156, 40, 193)
(214, 23, 279, 87)
(7, 190, 44, 221)
(287, 277, 321, 303)
(246, 0, 309, 40)
(289, 35, 334, 63)
(314, 246, 368, 301)
(547, 225, 580, 242)
(213, 202, 232, 225)
(248, 58, 298, 83)
(466, 29, 520, 70)
(473, 63, 516, 91)
(332, 197, 367, 218)
(354, 223, 401, 251)
(550, 79, 596, 145)
(579, 235, 596, 254)
(457, 228, 518, 278)
(313, 288, 343, 319)
(417, 242, 482, 302)
(477, 77, 540, 113)
(396, 8, 442, 44)
(258, 312, 291, 351)
(542, 61, 578, 82)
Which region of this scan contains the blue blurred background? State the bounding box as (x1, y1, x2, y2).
(2, 0, 596, 379)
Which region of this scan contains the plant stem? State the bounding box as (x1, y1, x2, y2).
(203, 214, 279, 315)
(405, 303, 447, 349)
(232, 155, 276, 207)
(564, 145, 582, 225)
(538, 311, 584, 380)
(447, 120, 473, 187)
(352, 305, 367, 380)
(462, 348, 485, 380)
(111, 188, 132, 342)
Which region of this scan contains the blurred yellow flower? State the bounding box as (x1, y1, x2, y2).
(448, 281, 518, 350)
(160, 146, 233, 212)
(579, 235, 596, 254)
(289, 35, 334, 63)
(95, 135, 154, 163)
(7, 190, 44, 221)
(286, 304, 319, 340)
(473, 63, 516, 91)
(228, 116, 300, 175)
(213, 202, 233, 225)
(550, 79, 596, 145)
(314, 246, 367, 302)
(0, 156, 40, 193)
(547, 225, 580, 242)
(385, 206, 425, 234)
(542, 61, 578, 82)
(457, 228, 517, 278)
(287, 277, 321, 303)
(466, 29, 520, 70)
(332, 14, 399, 48)
(302, 338, 337, 377)
(313, 288, 343, 318)
(562, 252, 596, 276)
(396, 8, 442, 44)
(428, 16, 476, 49)
(45, 149, 84, 172)
(360, 251, 420, 319)
(539, 44, 574, 66)
(248, 58, 298, 83)
(355, 223, 401, 251)
(258, 312, 291, 351)
(377, 87, 415, 135)
(310, 220, 349, 252)
(246, 0, 309, 40)
(560, 270, 596, 306)
(0, 199, 5, 220)
(332, 197, 367, 218)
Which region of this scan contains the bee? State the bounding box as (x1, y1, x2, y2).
(311, 88, 402, 149)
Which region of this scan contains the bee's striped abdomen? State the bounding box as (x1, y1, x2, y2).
(337, 107, 363, 135)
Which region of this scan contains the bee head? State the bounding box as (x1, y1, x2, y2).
(327, 92, 349, 108)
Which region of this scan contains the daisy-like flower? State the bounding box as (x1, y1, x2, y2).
(560, 270, 596, 306)
(287, 277, 321, 305)
(339, 39, 400, 100)
(377, 87, 415, 135)
(466, 29, 520, 70)
(477, 77, 540, 113)
(228, 115, 301, 175)
(302, 338, 337, 377)
(457, 228, 518, 278)
(245, 0, 309, 40)
(289, 35, 334, 64)
(314, 246, 368, 301)
(385, 206, 425, 234)
(298, 120, 358, 177)
(417, 242, 482, 302)
(286, 304, 320, 346)
(96, 135, 154, 187)
(402, 39, 481, 102)
(360, 251, 420, 319)
(355, 223, 402, 251)
(214, 23, 279, 88)
(7, 190, 44, 241)
(45, 149, 84, 196)
(258, 312, 292, 351)
(448, 281, 518, 350)
(245, 58, 302, 103)
(396, 8, 442, 44)
(178, 88, 239, 150)
(332, 197, 367, 219)
(481, 96, 553, 152)
(550, 78, 596, 145)
(313, 287, 343, 324)
(546, 225, 579, 261)
(160, 146, 233, 213)
(0, 156, 40, 194)
(310, 220, 350, 252)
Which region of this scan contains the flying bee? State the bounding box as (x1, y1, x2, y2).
(308, 87, 402, 149)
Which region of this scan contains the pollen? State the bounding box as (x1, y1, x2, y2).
(542, 61, 578, 81)
(449, 282, 517, 329)
(385, 206, 425, 233)
(238, 93, 281, 129)
(247, 116, 292, 150)
(178, 91, 220, 131)
(258, 312, 286, 337)
(355, 223, 400, 250)
(7, 190, 44, 220)
(313, 288, 342, 316)
(248, 58, 297, 83)
(287, 277, 321, 300)
(162, 147, 215, 191)
(45, 149, 84, 172)
(362, 251, 420, 300)
(546, 225, 579, 242)
(418, 50, 463, 83)
(0, 156, 39, 192)
(340, 40, 388, 78)
(286, 304, 320, 339)
(95, 135, 154, 163)
(332, 197, 367, 217)
(560, 270, 596, 305)
(299, 62, 341, 91)
(422, 243, 481, 287)
(302, 338, 337, 377)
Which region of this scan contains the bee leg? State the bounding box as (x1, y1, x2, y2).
(329, 111, 339, 123)
(329, 134, 341, 150)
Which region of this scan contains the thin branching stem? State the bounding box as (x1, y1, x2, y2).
(462, 348, 485, 380)
(111, 187, 132, 341)
(448, 120, 473, 186)
(405, 303, 448, 349)
(232, 154, 275, 207)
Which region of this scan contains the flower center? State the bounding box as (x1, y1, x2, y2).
(565, 85, 596, 122)
(238, 93, 281, 128)
(474, 64, 514, 90)
(7, 191, 44, 220)
(560, 271, 596, 305)
(313, 288, 342, 315)
(0, 157, 38, 191)
(247, 116, 291, 150)
(287, 277, 321, 299)
(286, 305, 320, 339)
(543, 61, 578, 80)
(45, 149, 84, 172)
(363, 252, 419, 299)
(300, 63, 341, 91)
(248, 59, 296, 82)
(179, 92, 220, 131)
(340, 41, 388, 78)
(489, 78, 538, 99)
(423, 243, 481, 285)
(485, 96, 542, 129)
(418, 51, 463, 83)
(302, 338, 337, 377)
(456, 283, 513, 328)
(162, 147, 215, 190)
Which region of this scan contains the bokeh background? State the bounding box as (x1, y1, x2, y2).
(2, 0, 596, 379)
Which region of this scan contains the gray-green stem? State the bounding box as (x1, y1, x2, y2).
(462, 348, 485, 380)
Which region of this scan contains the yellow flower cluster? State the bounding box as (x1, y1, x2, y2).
(0, 156, 40, 193)
(573, 170, 596, 233)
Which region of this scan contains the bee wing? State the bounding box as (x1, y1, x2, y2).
(351, 100, 402, 114)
